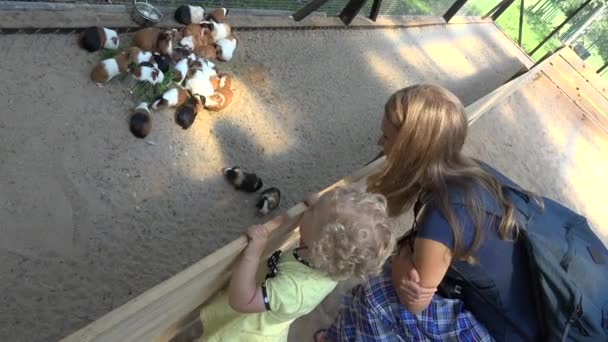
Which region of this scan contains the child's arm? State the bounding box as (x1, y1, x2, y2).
(228, 225, 269, 313)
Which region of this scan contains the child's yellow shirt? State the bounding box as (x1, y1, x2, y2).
(200, 249, 337, 341)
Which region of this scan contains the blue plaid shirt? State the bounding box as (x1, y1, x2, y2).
(328, 262, 494, 342)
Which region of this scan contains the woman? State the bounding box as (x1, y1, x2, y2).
(317, 84, 541, 341)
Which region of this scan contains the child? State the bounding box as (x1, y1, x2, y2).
(184, 186, 395, 341)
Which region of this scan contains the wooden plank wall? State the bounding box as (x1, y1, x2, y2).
(60, 48, 562, 342)
(541, 47, 608, 134)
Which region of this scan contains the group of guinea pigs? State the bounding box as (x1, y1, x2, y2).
(78, 6, 282, 215)
(79, 7, 237, 137)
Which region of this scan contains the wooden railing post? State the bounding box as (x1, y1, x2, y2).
(443, 0, 468, 23)
(369, 0, 383, 22)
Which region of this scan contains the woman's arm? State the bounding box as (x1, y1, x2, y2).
(391, 238, 451, 313)
(228, 225, 269, 313)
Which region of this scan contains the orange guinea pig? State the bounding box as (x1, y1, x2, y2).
(204, 74, 233, 112)
(132, 28, 178, 55)
(206, 8, 228, 23)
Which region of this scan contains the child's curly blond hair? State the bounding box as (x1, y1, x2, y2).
(308, 186, 395, 280)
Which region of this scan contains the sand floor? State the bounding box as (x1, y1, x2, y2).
(0, 22, 532, 341)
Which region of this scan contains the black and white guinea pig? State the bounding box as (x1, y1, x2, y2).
(129, 102, 152, 139)
(153, 53, 171, 73)
(222, 166, 263, 192)
(174, 5, 205, 25)
(79, 26, 119, 52)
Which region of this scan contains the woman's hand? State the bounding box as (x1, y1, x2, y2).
(391, 246, 437, 310)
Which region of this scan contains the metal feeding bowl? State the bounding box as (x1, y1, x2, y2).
(132, 0, 162, 27)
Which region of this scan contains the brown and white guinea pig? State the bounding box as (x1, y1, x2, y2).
(180, 24, 214, 50)
(129, 102, 152, 139)
(208, 71, 228, 92)
(133, 66, 164, 85)
(132, 28, 178, 55)
(129, 46, 155, 66)
(206, 8, 228, 23)
(175, 95, 204, 130)
(217, 73, 232, 89)
(194, 44, 217, 60)
(78, 26, 119, 52)
(174, 5, 205, 25)
(152, 87, 190, 110)
(201, 21, 231, 42)
(90, 50, 132, 84)
(204, 85, 233, 112)
(214, 36, 237, 62)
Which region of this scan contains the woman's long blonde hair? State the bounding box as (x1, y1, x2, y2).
(367, 83, 539, 262)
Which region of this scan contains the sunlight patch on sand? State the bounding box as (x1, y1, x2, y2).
(519, 84, 569, 149)
(381, 26, 484, 80)
(177, 79, 295, 180)
(566, 137, 608, 243)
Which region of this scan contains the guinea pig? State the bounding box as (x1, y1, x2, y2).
(175, 95, 204, 130)
(201, 21, 231, 42)
(189, 57, 217, 79)
(194, 44, 217, 60)
(153, 53, 171, 73)
(171, 46, 192, 62)
(173, 57, 189, 85)
(206, 8, 228, 23)
(129, 46, 155, 65)
(185, 69, 215, 97)
(90, 50, 132, 84)
(216, 73, 232, 89)
(133, 66, 164, 85)
(129, 102, 152, 139)
(180, 24, 214, 50)
(152, 87, 190, 110)
(204, 75, 233, 112)
(215, 36, 237, 62)
(222, 166, 263, 192)
(256, 187, 281, 215)
(174, 5, 205, 25)
(203, 88, 233, 112)
(132, 28, 178, 55)
(79, 26, 119, 52)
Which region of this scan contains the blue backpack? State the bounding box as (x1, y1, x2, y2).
(422, 164, 608, 342)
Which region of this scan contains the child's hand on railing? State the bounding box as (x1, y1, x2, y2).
(303, 193, 321, 207)
(244, 225, 270, 260)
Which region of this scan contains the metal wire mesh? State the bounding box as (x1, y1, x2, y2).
(0, 0, 457, 17)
